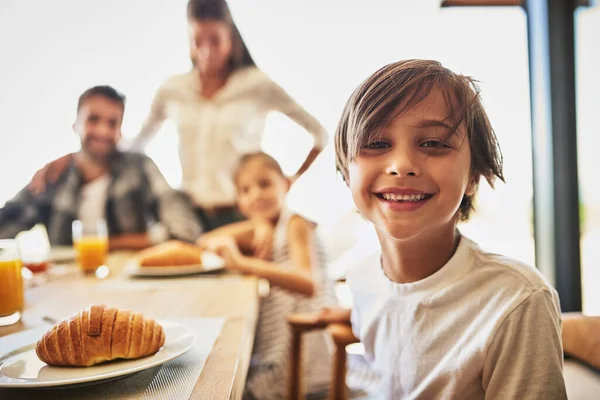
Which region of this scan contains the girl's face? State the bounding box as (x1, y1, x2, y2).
(348, 87, 476, 242)
(236, 160, 290, 221)
(188, 20, 233, 75)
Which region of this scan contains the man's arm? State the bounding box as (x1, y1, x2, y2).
(0, 187, 44, 239)
(141, 156, 203, 243)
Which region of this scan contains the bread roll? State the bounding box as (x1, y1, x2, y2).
(136, 241, 203, 267)
(35, 305, 165, 367)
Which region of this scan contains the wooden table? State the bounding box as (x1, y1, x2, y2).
(0, 252, 259, 399)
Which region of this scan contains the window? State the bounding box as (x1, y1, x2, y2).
(576, 6, 600, 314)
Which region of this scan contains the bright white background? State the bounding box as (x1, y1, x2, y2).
(0, 1, 597, 311)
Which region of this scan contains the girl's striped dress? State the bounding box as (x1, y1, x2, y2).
(244, 209, 336, 399)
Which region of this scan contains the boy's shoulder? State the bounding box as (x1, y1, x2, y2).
(464, 237, 561, 324)
(466, 237, 555, 296)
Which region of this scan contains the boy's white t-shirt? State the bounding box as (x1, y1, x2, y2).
(347, 235, 566, 400)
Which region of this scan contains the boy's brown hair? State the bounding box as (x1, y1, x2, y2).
(334, 59, 504, 221)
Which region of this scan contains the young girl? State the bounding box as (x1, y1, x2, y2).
(199, 152, 335, 399)
(327, 60, 567, 398)
(30, 0, 327, 231)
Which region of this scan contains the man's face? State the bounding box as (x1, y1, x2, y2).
(73, 95, 123, 162)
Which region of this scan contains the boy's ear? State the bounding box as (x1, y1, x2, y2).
(465, 175, 479, 197)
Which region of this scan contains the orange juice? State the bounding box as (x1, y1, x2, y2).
(74, 237, 108, 273)
(0, 259, 24, 317)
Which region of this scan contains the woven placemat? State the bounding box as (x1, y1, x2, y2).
(0, 317, 224, 399)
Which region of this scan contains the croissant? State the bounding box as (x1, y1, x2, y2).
(136, 240, 203, 267)
(36, 305, 165, 367)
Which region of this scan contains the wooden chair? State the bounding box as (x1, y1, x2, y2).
(287, 313, 360, 400)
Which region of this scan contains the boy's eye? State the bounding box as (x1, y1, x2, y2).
(420, 139, 450, 149)
(363, 140, 391, 150)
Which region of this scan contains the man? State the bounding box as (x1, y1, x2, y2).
(0, 86, 202, 248)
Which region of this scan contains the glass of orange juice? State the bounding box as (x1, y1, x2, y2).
(0, 239, 24, 326)
(72, 219, 109, 275)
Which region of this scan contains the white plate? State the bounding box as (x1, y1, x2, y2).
(0, 320, 195, 388)
(125, 251, 225, 277)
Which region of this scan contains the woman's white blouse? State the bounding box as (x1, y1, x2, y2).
(135, 67, 328, 208)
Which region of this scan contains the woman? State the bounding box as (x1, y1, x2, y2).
(31, 0, 328, 231)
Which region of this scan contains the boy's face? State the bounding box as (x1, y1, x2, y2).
(73, 95, 123, 162)
(347, 88, 476, 241)
(236, 160, 290, 221)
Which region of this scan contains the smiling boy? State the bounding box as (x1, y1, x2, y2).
(335, 60, 566, 399)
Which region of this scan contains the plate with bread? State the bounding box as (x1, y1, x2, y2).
(0, 305, 195, 388)
(126, 241, 225, 277)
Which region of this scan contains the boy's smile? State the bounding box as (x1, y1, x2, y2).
(373, 187, 434, 212)
(348, 87, 476, 241)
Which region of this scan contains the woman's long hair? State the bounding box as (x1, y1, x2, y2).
(187, 0, 256, 71)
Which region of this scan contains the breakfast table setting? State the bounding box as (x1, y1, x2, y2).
(0, 225, 260, 400)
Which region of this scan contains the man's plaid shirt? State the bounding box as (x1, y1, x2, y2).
(0, 152, 203, 245)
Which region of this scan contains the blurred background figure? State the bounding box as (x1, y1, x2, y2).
(0, 86, 201, 249)
(199, 152, 335, 399)
(28, 0, 328, 232)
